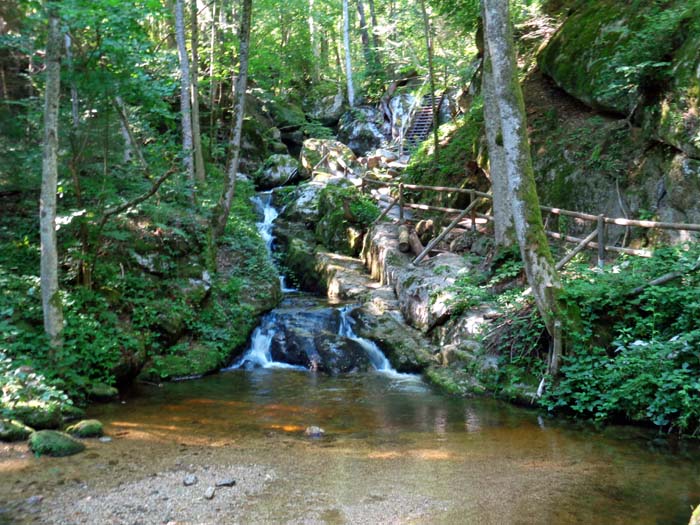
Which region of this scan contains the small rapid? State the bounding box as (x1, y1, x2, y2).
(227, 191, 406, 376)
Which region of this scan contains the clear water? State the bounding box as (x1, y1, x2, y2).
(77, 370, 700, 524)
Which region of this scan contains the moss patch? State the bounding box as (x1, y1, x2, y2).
(29, 430, 86, 457)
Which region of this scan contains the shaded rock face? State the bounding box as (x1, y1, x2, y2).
(337, 107, 386, 156)
(538, 1, 699, 158)
(255, 154, 300, 190)
(268, 304, 372, 374)
(306, 91, 346, 126)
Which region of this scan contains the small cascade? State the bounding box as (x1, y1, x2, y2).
(228, 191, 407, 377)
(251, 192, 279, 253)
(338, 306, 392, 372)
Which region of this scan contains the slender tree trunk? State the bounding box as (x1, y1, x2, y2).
(356, 0, 373, 69)
(308, 0, 320, 83)
(175, 0, 196, 200)
(41, 2, 64, 349)
(367, 0, 381, 51)
(190, 0, 206, 182)
(419, 0, 439, 163)
(483, 0, 569, 373)
(481, 27, 514, 247)
(342, 0, 354, 106)
(208, 0, 218, 137)
(213, 0, 251, 239)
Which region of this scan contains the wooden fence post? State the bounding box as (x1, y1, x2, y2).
(597, 214, 605, 269)
(470, 189, 476, 232)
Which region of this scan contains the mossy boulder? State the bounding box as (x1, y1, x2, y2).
(140, 343, 224, 381)
(88, 382, 119, 402)
(29, 430, 86, 457)
(538, 1, 700, 158)
(10, 404, 62, 430)
(66, 419, 104, 438)
(337, 106, 386, 156)
(0, 419, 33, 442)
(60, 404, 86, 422)
(255, 154, 300, 190)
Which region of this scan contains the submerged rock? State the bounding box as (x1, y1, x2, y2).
(0, 419, 34, 442)
(29, 430, 86, 457)
(304, 426, 325, 438)
(66, 419, 104, 438)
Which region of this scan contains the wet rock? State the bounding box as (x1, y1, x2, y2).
(99, 436, 113, 443)
(304, 426, 325, 438)
(88, 382, 119, 402)
(204, 486, 216, 500)
(29, 430, 86, 457)
(349, 305, 434, 373)
(267, 304, 372, 374)
(337, 107, 386, 156)
(0, 418, 34, 442)
(183, 474, 198, 487)
(255, 154, 300, 190)
(66, 419, 104, 438)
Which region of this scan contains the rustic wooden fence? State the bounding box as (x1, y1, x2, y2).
(359, 177, 700, 268)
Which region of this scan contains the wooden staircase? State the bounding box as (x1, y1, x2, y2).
(404, 93, 443, 152)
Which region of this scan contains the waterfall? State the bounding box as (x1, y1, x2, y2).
(227, 191, 404, 376)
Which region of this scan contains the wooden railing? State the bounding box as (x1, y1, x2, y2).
(359, 177, 700, 267)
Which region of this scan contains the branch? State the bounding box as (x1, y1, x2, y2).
(97, 168, 176, 232)
(627, 257, 700, 297)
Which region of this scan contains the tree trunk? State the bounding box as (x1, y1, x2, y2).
(212, 0, 252, 239)
(419, 0, 439, 163)
(190, 0, 206, 182)
(40, 2, 64, 349)
(342, 0, 355, 107)
(367, 0, 381, 53)
(308, 0, 320, 83)
(356, 0, 373, 69)
(175, 0, 196, 200)
(482, 0, 568, 373)
(481, 29, 514, 247)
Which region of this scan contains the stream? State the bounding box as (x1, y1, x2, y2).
(1, 192, 699, 524)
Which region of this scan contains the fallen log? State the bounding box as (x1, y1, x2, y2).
(408, 230, 426, 258)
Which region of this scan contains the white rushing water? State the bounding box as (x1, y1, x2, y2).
(228, 191, 408, 377)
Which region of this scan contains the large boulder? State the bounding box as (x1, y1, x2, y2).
(337, 107, 386, 156)
(268, 304, 372, 374)
(299, 138, 360, 178)
(28, 430, 85, 457)
(255, 154, 300, 190)
(306, 91, 346, 126)
(538, 1, 700, 158)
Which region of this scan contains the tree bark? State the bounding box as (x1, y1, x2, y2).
(342, 0, 355, 106)
(190, 0, 206, 182)
(481, 30, 514, 247)
(367, 0, 381, 54)
(175, 0, 196, 200)
(40, 1, 64, 349)
(483, 0, 567, 373)
(308, 0, 320, 83)
(212, 0, 252, 239)
(356, 0, 373, 69)
(419, 0, 439, 163)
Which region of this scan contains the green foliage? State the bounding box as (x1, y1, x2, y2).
(315, 185, 380, 254)
(542, 244, 700, 434)
(0, 351, 74, 422)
